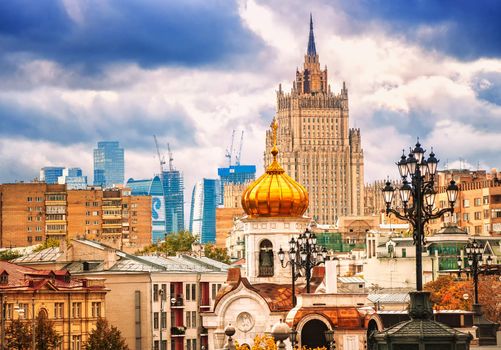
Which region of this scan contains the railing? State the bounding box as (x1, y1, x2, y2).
(171, 326, 186, 336)
(258, 266, 274, 277)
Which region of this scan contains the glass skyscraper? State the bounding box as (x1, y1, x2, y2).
(40, 167, 65, 184)
(189, 179, 219, 244)
(217, 164, 256, 204)
(162, 170, 184, 234)
(57, 167, 88, 189)
(127, 176, 166, 243)
(93, 141, 124, 188)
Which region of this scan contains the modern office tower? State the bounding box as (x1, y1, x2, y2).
(93, 141, 124, 188)
(217, 165, 256, 206)
(265, 16, 364, 223)
(0, 183, 151, 251)
(161, 170, 184, 234)
(127, 176, 166, 243)
(57, 167, 88, 190)
(39, 167, 65, 184)
(189, 179, 220, 244)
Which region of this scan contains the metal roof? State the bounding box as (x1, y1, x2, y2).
(368, 293, 410, 304)
(338, 276, 366, 284)
(11, 247, 62, 263)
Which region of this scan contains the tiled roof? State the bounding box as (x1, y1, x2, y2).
(291, 306, 364, 329)
(0, 261, 104, 291)
(378, 318, 471, 338)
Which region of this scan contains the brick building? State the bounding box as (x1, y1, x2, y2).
(0, 183, 151, 251)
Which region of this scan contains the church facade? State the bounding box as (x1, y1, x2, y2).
(265, 16, 364, 223)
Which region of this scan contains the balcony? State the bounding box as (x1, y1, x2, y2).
(170, 326, 186, 337)
(200, 327, 208, 336)
(170, 297, 184, 308)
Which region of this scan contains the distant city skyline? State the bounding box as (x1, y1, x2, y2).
(0, 1, 500, 213)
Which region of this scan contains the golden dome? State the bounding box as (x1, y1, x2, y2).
(241, 119, 308, 217)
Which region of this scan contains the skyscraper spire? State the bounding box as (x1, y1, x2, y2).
(307, 13, 317, 56)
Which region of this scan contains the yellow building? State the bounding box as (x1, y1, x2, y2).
(0, 261, 107, 350)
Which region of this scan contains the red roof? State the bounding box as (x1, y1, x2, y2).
(0, 261, 105, 292)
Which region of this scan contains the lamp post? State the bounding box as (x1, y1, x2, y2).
(289, 327, 297, 349)
(456, 239, 499, 345)
(159, 289, 164, 350)
(382, 140, 459, 291)
(324, 329, 336, 350)
(278, 228, 327, 299)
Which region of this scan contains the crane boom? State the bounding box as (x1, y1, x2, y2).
(167, 143, 174, 171)
(225, 129, 236, 167)
(153, 135, 166, 177)
(236, 130, 244, 166)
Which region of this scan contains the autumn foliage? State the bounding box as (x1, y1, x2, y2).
(424, 275, 501, 323)
(235, 334, 327, 350)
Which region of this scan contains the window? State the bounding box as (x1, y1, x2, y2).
(483, 196, 489, 205)
(161, 311, 166, 329)
(484, 209, 490, 219)
(463, 199, 470, 208)
(72, 302, 81, 318)
(161, 284, 166, 300)
(185, 284, 190, 301)
(27, 216, 32, 221)
(71, 335, 81, 350)
(474, 198, 481, 206)
(191, 284, 196, 301)
(91, 302, 101, 317)
(154, 341, 159, 350)
(463, 213, 470, 221)
(153, 312, 159, 329)
(475, 226, 482, 234)
(153, 284, 159, 301)
(17, 303, 28, 319)
(211, 283, 222, 300)
(54, 303, 64, 318)
(191, 311, 196, 328)
(258, 239, 274, 277)
(402, 248, 407, 258)
(186, 311, 191, 328)
(27, 197, 32, 202)
(474, 212, 481, 220)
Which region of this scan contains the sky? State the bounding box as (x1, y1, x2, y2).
(1, 0, 501, 209)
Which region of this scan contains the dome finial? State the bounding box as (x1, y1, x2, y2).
(271, 118, 279, 160)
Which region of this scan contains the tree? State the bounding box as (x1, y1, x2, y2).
(0, 249, 22, 261)
(5, 319, 32, 350)
(35, 312, 61, 350)
(138, 231, 198, 256)
(424, 274, 501, 323)
(33, 238, 61, 253)
(235, 334, 327, 350)
(204, 243, 231, 264)
(86, 318, 129, 350)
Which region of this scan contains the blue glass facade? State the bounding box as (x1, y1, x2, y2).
(40, 167, 64, 184)
(189, 179, 219, 244)
(217, 164, 256, 204)
(161, 170, 184, 234)
(58, 168, 87, 189)
(93, 141, 124, 188)
(127, 176, 166, 243)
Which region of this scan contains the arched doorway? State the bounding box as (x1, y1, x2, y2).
(301, 319, 329, 348)
(367, 319, 379, 349)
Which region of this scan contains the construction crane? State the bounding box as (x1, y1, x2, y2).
(235, 130, 244, 166)
(225, 129, 236, 167)
(167, 143, 175, 171)
(153, 135, 166, 178)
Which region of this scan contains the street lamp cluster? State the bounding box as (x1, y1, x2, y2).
(278, 228, 328, 300)
(382, 140, 459, 290)
(457, 239, 494, 306)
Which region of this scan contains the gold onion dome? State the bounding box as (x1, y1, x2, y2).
(241, 119, 308, 217)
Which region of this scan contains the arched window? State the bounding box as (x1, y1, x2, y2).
(38, 308, 48, 319)
(259, 240, 274, 277)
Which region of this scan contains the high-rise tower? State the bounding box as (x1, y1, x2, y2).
(265, 16, 364, 222)
(93, 141, 124, 188)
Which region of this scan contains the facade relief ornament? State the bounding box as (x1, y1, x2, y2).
(236, 312, 254, 332)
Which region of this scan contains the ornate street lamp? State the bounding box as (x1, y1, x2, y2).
(289, 327, 298, 349)
(457, 239, 499, 345)
(278, 228, 327, 299)
(382, 141, 459, 291)
(372, 140, 470, 350)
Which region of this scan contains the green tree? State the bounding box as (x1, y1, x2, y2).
(35, 312, 61, 350)
(138, 231, 197, 256)
(0, 249, 22, 261)
(86, 318, 129, 350)
(5, 319, 32, 350)
(204, 243, 231, 264)
(33, 238, 61, 253)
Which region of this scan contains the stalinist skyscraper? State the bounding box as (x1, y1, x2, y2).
(265, 16, 364, 223)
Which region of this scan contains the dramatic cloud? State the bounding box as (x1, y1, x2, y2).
(1, 0, 501, 224)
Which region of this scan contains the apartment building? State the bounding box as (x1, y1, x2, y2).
(0, 183, 151, 251)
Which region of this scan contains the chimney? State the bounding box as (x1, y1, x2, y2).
(324, 260, 338, 293)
